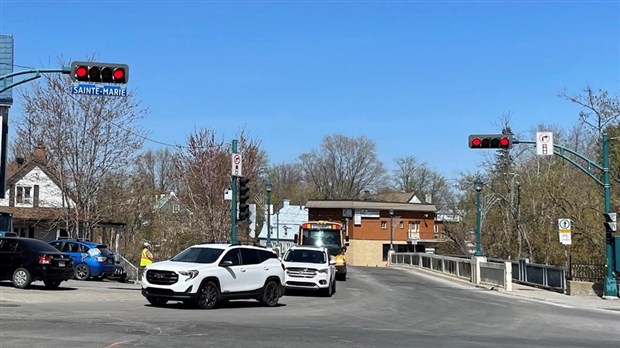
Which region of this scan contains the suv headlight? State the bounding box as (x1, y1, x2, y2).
(179, 270, 199, 281)
(317, 268, 329, 274)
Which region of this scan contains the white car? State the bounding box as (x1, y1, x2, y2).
(282, 246, 336, 297)
(141, 243, 285, 309)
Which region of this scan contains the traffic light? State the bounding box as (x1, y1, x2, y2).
(468, 134, 512, 149)
(70, 61, 129, 84)
(238, 177, 250, 221)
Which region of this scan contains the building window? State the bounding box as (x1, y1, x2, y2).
(16, 186, 32, 205)
(434, 224, 439, 233)
(381, 221, 387, 229)
(408, 221, 420, 240)
(172, 204, 180, 213)
(399, 221, 404, 229)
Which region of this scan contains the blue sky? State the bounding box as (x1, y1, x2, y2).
(1, 0, 619, 181)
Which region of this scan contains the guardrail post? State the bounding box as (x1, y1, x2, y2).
(504, 261, 513, 291)
(472, 255, 486, 285)
(441, 258, 445, 273)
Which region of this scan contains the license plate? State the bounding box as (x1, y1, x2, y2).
(59, 261, 65, 267)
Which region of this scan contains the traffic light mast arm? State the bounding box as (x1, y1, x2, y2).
(0, 68, 71, 94)
(513, 139, 604, 186)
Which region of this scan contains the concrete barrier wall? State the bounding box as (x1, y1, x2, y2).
(392, 253, 512, 291)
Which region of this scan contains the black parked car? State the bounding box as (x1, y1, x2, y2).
(0, 237, 74, 289)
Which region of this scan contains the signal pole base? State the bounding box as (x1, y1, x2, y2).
(603, 276, 618, 298)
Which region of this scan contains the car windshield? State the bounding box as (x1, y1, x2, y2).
(171, 247, 224, 264)
(301, 230, 342, 255)
(284, 249, 326, 264)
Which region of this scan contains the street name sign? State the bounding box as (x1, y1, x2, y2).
(71, 83, 127, 97)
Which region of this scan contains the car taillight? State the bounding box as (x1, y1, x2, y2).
(38, 255, 51, 265)
(95, 256, 106, 262)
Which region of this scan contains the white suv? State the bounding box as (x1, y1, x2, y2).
(141, 243, 285, 309)
(282, 246, 336, 297)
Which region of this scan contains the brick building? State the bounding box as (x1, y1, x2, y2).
(306, 194, 440, 267)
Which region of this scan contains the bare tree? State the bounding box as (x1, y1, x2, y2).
(392, 155, 453, 209)
(299, 134, 386, 199)
(174, 128, 265, 245)
(267, 163, 308, 206)
(13, 60, 147, 239)
(560, 86, 620, 134)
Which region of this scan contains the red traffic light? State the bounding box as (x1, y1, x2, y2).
(113, 68, 125, 81)
(75, 66, 88, 80)
(468, 134, 512, 149)
(499, 137, 510, 147)
(70, 61, 129, 84)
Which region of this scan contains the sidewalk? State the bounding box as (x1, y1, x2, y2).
(500, 282, 620, 311)
(391, 264, 620, 312)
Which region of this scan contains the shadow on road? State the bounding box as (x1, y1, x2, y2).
(0, 282, 77, 291)
(145, 300, 287, 310)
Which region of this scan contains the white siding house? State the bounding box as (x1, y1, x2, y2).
(0, 154, 75, 241)
(256, 199, 308, 254)
(0, 165, 72, 208)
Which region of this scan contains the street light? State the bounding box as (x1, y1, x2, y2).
(266, 181, 272, 248)
(389, 208, 394, 252)
(474, 177, 484, 257)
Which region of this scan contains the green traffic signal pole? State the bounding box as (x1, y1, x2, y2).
(474, 177, 484, 257)
(0, 68, 70, 94)
(514, 130, 618, 297)
(231, 140, 238, 244)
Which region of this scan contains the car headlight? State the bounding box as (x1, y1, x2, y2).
(317, 268, 329, 274)
(179, 270, 199, 281)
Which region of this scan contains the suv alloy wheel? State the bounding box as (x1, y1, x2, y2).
(197, 281, 220, 309)
(260, 280, 281, 307)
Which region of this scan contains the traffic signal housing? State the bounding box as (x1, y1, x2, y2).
(238, 177, 250, 221)
(468, 134, 512, 149)
(604, 212, 617, 232)
(70, 61, 129, 84)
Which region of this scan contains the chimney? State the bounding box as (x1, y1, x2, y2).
(283, 199, 290, 208)
(34, 141, 47, 162)
(425, 194, 432, 204)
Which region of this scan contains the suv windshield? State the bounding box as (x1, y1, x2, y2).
(171, 247, 224, 264)
(284, 249, 326, 264)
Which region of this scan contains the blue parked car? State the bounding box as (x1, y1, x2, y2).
(49, 239, 124, 280)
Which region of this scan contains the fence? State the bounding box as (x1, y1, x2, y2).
(118, 255, 140, 283)
(391, 253, 509, 290)
(568, 257, 606, 283)
(488, 257, 566, 293)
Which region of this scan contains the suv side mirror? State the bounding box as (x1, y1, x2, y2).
(220, 260, 233, 267)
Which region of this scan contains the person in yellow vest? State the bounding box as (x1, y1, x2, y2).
(140, 242, 154, 279)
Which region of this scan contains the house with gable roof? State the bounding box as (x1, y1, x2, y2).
(0, 143, 125, 248)
(0, 144, 74, 240)
(256, 199, 308, 253)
